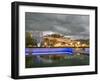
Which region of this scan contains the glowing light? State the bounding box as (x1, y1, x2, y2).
(25, 48, 73, 55)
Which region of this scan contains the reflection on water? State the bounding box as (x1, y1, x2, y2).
(25, 48, 89, 68)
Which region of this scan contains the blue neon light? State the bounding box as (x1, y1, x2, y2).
(25, 48, 73, 55)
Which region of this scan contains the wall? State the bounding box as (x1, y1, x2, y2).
(0, 0, 99, 81)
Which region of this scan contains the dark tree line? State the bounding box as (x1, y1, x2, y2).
(25, 32, 37, 47)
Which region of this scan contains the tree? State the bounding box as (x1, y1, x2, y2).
(25, 32, 37, 47)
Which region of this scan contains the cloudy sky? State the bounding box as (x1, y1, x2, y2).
(25, 12, 89, 39)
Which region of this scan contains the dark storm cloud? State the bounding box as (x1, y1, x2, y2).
(25, 12, 89, 39)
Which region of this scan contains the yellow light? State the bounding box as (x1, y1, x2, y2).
(70, 42, 73, 45)
(54, 43, 61, 47)
(77, 41, 80, 45)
